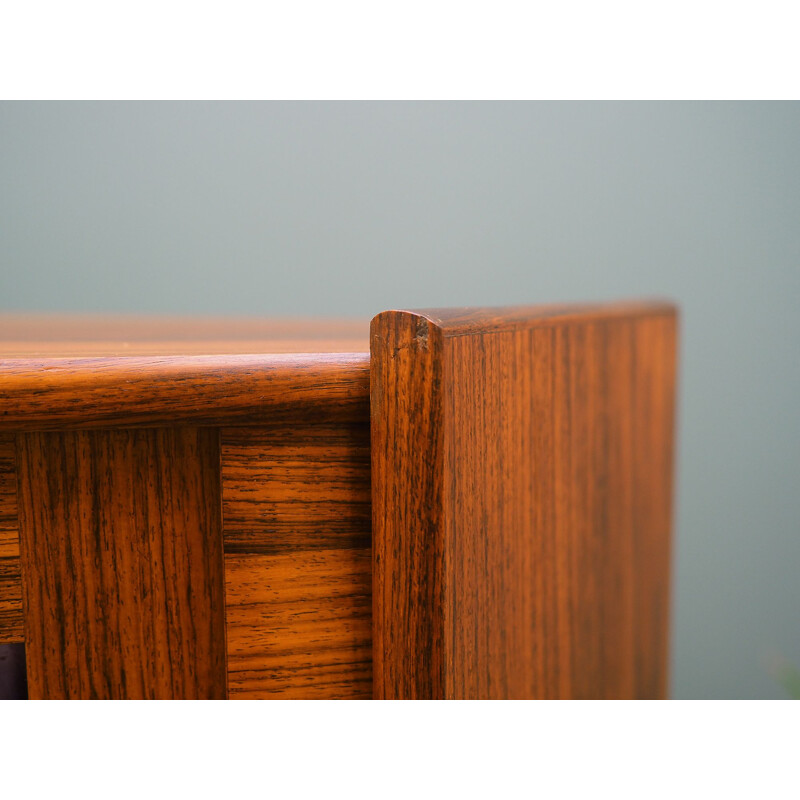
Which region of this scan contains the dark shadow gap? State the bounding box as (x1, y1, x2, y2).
(0, 643, 28, 700)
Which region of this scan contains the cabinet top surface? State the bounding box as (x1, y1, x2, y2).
(0, 314, 370, 430)
(0, 314, 369, 357)
(0, 303, 674, 431)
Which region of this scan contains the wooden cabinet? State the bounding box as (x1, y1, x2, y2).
(0, 302, 677, 699)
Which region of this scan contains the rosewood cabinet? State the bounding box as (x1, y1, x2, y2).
(0, 302, 677, 699)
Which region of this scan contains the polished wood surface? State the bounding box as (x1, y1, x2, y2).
(0, 435, 23, 644)
(371, 302, 677, 699)
(0, 314, 370, 431)
(407, 301, 673, 333)
(16, 428, 226, 699)
(222, 424, 372, 698)
(0, 354, 370, 431)
(0, 303, 678, 700)
(0, 313, 368, 355)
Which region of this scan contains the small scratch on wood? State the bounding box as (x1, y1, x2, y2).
(414, 317, 429, 351)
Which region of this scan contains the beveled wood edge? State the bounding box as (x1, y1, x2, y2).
(370, 311, 446, 699)
(0, 353, 370, 431)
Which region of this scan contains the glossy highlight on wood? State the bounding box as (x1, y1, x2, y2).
(371, 301, 677, 699)
(0, 354, 370, 431)
(16, 428, 226, 699)
(0, 314, 369, 431)
(0, 313, 369, 355)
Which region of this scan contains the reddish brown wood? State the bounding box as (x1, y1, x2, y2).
(2, 304, 677, 700)
(0, 314, 369, 431)
(371, 301, 678, 699)
(0, 434, 23, 644)
(16, 428, 226, 699)
(221, 424, 372, 698)
(0, 354, 369, 431)
(0, 313, 368, 355)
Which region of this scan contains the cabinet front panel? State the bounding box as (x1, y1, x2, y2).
(222, 423, 372, 699)
(0, 434, 23, 644)
(16, 428, 226, 699)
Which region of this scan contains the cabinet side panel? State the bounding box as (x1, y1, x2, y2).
(630, 314, 677, 698)
(372, 304, 677, 699)
(0, 434, 23, 643)
(16, 428, 226, 699)
(445, 317, 675, 698)
(222, 423, 372, 699)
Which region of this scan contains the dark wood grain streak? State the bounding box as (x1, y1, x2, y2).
(0, 354, 370, 431)
(222, 424, 372, 698)
(371, 302, 677, 699)
(16, 428, 227, 699)
(0, 434, 23, 644)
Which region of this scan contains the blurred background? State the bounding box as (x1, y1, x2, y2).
(1, 101, 798, 698)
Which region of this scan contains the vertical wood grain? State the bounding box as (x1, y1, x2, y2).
(222, 423, 372, 698)
(370, 314, 445, 699)
(0, 434, 23, 644)
(16, 428, 226, 699)
(371, 304, 677, 699)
